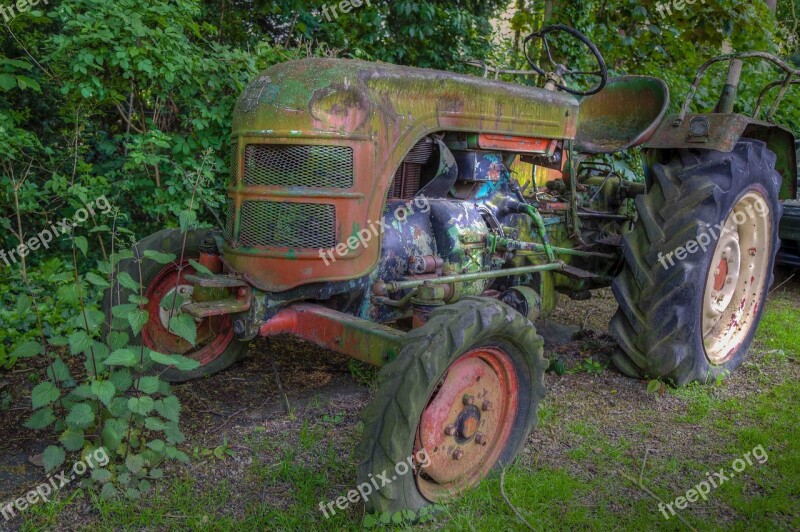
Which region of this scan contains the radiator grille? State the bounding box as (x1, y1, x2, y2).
(239, 201, 336, 249)
(244, 145, 354, 188)
(223, 199, 235, 242)
(230, 145, 239, 185)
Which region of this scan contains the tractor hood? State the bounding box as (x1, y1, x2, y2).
(226, 58, 580, 292)
(232, 58, 580, 142)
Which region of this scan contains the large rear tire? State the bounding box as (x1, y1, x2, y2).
(357, 297, 546, 513)
(611, 139, 782, 385)
(102, 229, 248, 382)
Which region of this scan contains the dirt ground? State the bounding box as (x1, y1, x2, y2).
(1, 270, 798, 529)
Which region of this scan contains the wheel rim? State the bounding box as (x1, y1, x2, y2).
(415, 346, 519, 501)
(141, 260, 234, 366)
(702, 191, 771, 365)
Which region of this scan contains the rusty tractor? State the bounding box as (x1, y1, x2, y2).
(105, 26, 797, 512)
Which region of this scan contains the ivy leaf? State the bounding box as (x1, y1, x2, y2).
(31, 381, 60, 409)
(91, 380, 116, 406)
(66, 403, 95, 429)
(143, 250, 176, 264)
(168, 314, 196, 346)
(43, 445, 66, 473)
(11, 341, 44, 358)
(128, 396, 155, 416)
(155, 396, 181, 423)
(74, 236, 89, 256)
(104, 348, 138, 367)
(26, 407, 56, 429)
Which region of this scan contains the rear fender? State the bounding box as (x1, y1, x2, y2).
(643, 113, 797, 200)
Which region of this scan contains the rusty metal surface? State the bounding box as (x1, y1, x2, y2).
(224, 58, 580, 292)
(575, 76, 670, 154)
(258, 302, 406, 367)
(416, 347, 518, 500)
(644, 114, 797, 200)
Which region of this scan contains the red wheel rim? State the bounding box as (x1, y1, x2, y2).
(415, 346, 519, 500)
(141, 260, 234, 366)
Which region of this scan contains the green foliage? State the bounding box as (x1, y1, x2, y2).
(11, 164, 210, 500)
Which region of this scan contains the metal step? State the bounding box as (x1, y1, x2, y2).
(184, 274, 248, 288)
(183, 298, 250, 318)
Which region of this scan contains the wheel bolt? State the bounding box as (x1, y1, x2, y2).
(475, 433, 486, 445)
(452, 449, 464, 460)
(482, 400, 492, 412)
(463, 394, 475, 406)
(444, 425, 456, 436)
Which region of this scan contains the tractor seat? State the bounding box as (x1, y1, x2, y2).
(575, 76, 670, 154)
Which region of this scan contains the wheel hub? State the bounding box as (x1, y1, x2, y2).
(702, 191, 771, 365)
(157, 284, 194, 328)
(415, 347, 518, 499)
(142, 260, 234, 366)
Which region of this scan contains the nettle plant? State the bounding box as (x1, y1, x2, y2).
(15, 157, 217, 499)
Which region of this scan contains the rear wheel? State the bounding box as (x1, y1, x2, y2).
(357, 297, 546, 513)
(611, 139, 782, 385)
(103, 229, 247, 382)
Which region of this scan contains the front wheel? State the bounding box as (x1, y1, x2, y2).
(357, 297, 547, 513)
(102, 229, 248, 382)
(611, 139, 782, 385)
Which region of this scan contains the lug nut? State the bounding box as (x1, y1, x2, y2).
(482, 400, 493, 412)
(463, 394, 475, 406)
(452, 449, 464, 460)
(475, 433, 486, 445)
(444, 425, 456, 436)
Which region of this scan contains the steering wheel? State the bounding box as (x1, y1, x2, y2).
(523, 25, 608, 96)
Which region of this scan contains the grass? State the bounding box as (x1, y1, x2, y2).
(16, 284, 800, 530)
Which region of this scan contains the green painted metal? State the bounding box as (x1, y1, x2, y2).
(489, 235, 614, 259)
(376, 262, 566, 294)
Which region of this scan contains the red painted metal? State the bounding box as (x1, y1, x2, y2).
(714, 258, 729, 291)
(142, 261, 234, 366)
(415, 347, 519, 498)
(259, 303, 405, 366)
(476, 134, 552, 153)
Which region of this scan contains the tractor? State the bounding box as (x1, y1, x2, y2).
(104, 25, 797, 513)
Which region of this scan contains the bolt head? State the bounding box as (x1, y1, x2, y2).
(463, 394, 475, 406)
(444, 425, 456, 436)
(482, 400, 493, 412)
(452, 449, 464, 460)
(474, 433, 486, 445)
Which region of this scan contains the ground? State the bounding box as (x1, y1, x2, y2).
(2, 269, 799, 531)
